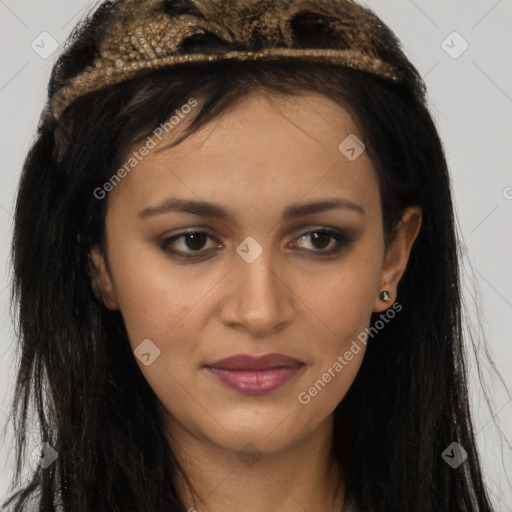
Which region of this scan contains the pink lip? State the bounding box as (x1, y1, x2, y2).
(204, 353, 305, 395)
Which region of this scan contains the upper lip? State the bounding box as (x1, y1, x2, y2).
(205, 353, 304, 370)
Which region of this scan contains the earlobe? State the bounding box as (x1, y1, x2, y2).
(88, 246, 120, 310)
(373, 205, 423, 312)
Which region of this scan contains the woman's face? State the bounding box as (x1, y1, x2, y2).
(91, 90, 421, 457)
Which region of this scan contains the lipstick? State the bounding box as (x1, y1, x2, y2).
(204, 353, 305, 395)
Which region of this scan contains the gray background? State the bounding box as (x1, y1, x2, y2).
(1, 0, 511, 509)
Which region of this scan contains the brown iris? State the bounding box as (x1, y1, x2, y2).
(183, 232, 208, 251)
(310, 231, 332, 250)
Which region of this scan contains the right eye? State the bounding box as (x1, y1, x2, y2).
(160, 231, 222, 260)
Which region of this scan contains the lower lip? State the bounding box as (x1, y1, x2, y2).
(205, 365, 304, 395)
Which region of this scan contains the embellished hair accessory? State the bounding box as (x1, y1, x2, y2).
(51, 0, 415, 121)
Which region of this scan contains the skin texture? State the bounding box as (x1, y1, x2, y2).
(91, 90, 422, 512)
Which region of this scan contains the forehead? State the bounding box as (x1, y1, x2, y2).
(107, 90, 379, 218)
(152, 90, 365, 161)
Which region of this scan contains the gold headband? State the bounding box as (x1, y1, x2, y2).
(51, 0, 410, 121)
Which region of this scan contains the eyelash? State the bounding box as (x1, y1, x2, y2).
(160, 227, 354, 261)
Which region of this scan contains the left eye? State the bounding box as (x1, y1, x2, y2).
(288, 229, 350, 253)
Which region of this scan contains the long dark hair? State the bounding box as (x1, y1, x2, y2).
(2, 0, 496, 510)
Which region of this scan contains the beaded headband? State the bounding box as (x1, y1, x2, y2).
(50, 0, 413, 121)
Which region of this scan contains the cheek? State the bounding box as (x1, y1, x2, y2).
(109, 243, 217, 352)
(295, 246, 382, 346)
(290, 242, 382, 409)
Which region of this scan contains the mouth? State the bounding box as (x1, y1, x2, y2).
(204, 353, 305, 395)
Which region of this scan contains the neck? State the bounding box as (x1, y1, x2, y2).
(165, 414, 346, 512)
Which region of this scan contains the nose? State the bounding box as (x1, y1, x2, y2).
(219, 248, 295, 337)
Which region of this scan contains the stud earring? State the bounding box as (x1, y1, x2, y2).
(379, 290, 391, 302)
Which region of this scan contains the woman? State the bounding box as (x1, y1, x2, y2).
(2, 0, 496, 510)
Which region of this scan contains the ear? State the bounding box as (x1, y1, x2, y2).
(373, 205, 422, 312)
(88, 246, 120, 310)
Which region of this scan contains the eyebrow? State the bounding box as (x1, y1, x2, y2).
(138, 197, 366, 220)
